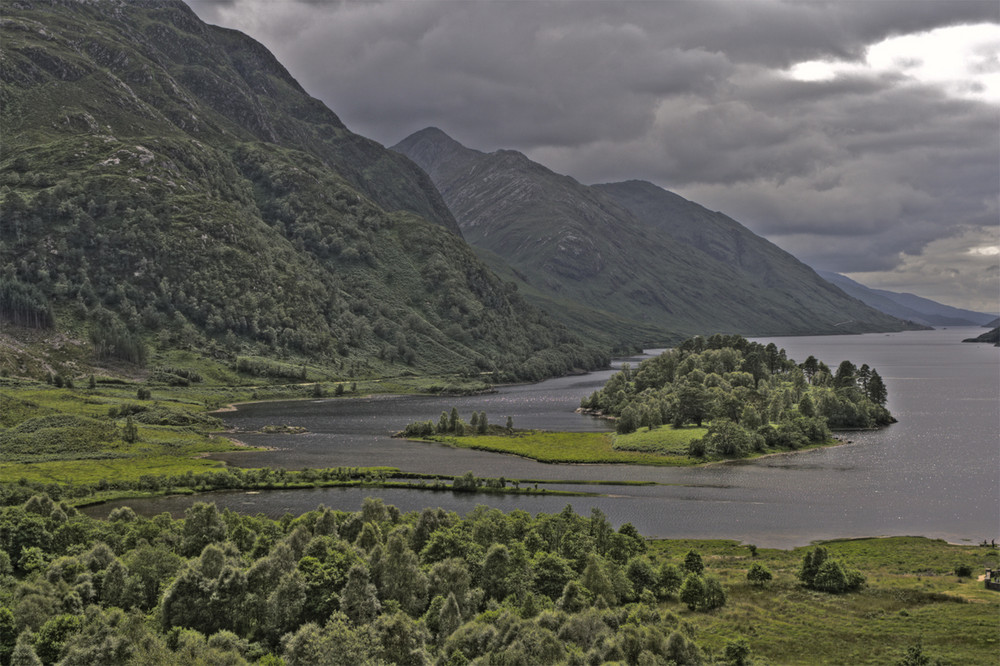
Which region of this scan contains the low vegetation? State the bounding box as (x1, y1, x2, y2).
(1, 498, 995, 665)
(0, 381, 247, 487)
(0, 371, 502, 489)
(428, 431, 707, 466)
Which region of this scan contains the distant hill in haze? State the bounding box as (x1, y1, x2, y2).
(817, 272, 997, 327)
(393, 127, 920, 346)
(0, 0, 607, 381)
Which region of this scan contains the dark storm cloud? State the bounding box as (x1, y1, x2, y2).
(660, 0, 998, 66)
(188, 0, 999, 312)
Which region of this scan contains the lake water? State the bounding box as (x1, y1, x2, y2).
(84, 328, 999, 549)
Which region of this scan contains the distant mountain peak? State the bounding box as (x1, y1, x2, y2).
(818, 272, 996, 326)
(404, 126, 457, 142)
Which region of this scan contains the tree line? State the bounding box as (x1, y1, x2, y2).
(401, 408, 515, 438)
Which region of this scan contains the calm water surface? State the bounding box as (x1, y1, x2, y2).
(85, 328, 999, 548)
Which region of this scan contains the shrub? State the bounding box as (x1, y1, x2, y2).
(402, 420, 435, 438)
(687, 438, 707, 458)
(679, 574, 704, 611)
(746, 563, 773, 587)
(800, 548, 865, 593)
(682, 551, 704, 575)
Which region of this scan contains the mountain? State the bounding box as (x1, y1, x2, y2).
(817, 272, 997, 327)
(393, 128, 919, 344)
(0, 0, 607, 381)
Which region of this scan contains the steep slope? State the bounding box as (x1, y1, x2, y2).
(0, 1, 606, 381)
(818, 272, 996, 327)
(393, 128, 918, 341)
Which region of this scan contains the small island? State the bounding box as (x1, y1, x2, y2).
(963, 327, 1000, 345)
(401, 335, 893, 465)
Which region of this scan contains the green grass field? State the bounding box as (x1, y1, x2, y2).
(0, 382, 249, 484)
(424, 430, 705, 465)
(611, 424, 708, 454)
(615, 423, 848, 464)
(646, 536, 1000, 665)
(0, 373, 499, 486)
(418, 425, 846, 467)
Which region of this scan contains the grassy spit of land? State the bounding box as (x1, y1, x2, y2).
(403, 424, 847, 467)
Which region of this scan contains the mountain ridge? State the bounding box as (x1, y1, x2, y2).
(393, 128, 921, 344)
(817, 271, 996, 327)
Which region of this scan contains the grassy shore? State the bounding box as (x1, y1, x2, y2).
(0, 373, 494, 486)
(0, 381, 252, 485)
(647, 536, 1000, 665)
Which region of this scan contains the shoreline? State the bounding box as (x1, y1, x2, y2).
(71, 485, 994, 550)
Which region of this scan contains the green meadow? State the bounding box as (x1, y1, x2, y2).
(646, 536, 999, 665)
(413, 425, 847, 467)
(425, 430, 705, 466)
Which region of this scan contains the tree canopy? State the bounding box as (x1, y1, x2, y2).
(582, 335, 894, 459)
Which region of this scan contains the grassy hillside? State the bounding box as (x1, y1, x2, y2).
(0, 0, 606, 382)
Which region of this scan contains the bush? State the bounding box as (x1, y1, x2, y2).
(401, 420, 435, 438)
(701, 419, 754, 457)
(955, 564, 973, 578)
(682, 551, 704, 575)
(746, 563, 773, 587)
(800, 547, 865, 593)
(687, 438, 706, 458)
(679, 573, 726, 611)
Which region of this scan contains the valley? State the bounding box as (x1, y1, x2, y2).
(1, 2, 996, 665)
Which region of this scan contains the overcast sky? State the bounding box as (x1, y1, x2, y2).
(189, 0, 999, 313)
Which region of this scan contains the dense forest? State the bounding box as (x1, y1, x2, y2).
(2, 496, 753, 665)
(581, 335, 891, 458)
(3, 493, 989, 666)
